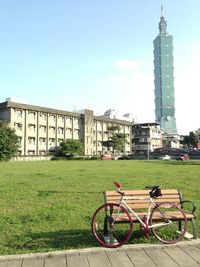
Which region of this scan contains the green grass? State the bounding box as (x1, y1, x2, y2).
(0, 160, 199, 255)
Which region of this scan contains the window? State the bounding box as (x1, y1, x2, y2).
(15, 109, 22, 118)
(28, 137, 35, 145)
(49, 126, 55, 134)
(40, 112, 47, 120)
(28, 150, 35, 155)
(75, 129, 80, 135)
(49, 138, 55, 146)
(39, 150, 46, 155)
(49, 114, 56, 121)
(40, 125, 46, 133)
(66, 128, 72, 135)
(28, 124, 36, 132)
(15, 123, 23, 131)
(59, 115, 64, 123)
(18, 137, 22, 145)
(28, 111, 36, 120)
(58, 127, 64, 134)
(66, 117, 72, 125)
(39, 138, 46, 145)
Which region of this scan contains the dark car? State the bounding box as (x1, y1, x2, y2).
(176, 154, 190, 161)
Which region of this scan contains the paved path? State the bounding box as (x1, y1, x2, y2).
(0, 240, 200, 267)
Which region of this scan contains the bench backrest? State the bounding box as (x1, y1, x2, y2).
(104, 189, 181, 210)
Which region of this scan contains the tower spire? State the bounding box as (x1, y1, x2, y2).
(159, 6, 167, 34)
(161, 5, 163, 17)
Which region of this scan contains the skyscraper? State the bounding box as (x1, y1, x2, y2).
(153, 7, 177, 135)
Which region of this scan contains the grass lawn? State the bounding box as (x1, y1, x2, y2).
(0, 160, 199, 255)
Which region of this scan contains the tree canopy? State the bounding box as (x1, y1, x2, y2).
(0, 122, 19, 161)
(102, 125, 126, 154)
(183, 132, 197, 148)
(56, 140, 84, 158)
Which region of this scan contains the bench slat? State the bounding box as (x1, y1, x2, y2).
(106, 196, 180, 201)
(112, 212, 194, 223)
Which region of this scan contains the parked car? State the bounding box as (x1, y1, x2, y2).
(101, 153, 112, 160)
(117, 155, 129, 160)
(159, 155, 171, 160)
(176, 154, 190, 161)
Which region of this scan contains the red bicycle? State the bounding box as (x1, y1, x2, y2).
(92, 182, 187, 248)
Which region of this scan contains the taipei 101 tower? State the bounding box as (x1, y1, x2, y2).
(153, 6, 177, 135)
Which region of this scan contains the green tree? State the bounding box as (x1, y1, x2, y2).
(0, 122, 19, 161)
(188, 132, 197, 148)
(102, 125, 126, 154)
(57, 140, 84, 158)
(183, 132, 197, 148)
(111, 132, 126, 153)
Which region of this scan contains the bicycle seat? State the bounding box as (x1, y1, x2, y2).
(145, 186, 162, 198)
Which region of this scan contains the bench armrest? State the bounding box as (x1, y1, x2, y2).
(180, 200, 196, 215)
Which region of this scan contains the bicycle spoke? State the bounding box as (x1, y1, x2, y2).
(92, 203, 132, 248)
(150, 203, 187, 244)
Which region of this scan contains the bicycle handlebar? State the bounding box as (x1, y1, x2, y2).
(114, 181, 124, 195)
(114, 181, 121, 189)
(114, 182, 161, 198)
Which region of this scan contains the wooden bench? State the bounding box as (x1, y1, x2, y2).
(104, 188, 198, 239)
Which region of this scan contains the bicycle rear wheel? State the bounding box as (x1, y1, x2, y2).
(91, 203, 132, 248)
(150, 202, 187, 244)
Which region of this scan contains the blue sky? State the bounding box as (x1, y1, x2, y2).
(0, 0, 200, 135)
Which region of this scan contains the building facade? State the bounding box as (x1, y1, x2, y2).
(153, 8, 177, 135)
(132, 123, 162, 155)
(0, 99, 132, 157)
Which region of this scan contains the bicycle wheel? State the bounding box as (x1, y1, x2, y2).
(150, 202, 187, 244)
(91, 203, 133, 248)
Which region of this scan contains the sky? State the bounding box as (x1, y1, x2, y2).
(0, 0, 200, 135)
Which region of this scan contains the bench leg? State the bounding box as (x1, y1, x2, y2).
(191, 218, 198, 239)
(178, 221, 182, 232)
(104, 216, 108, 236)
(179, 219, 198, 239)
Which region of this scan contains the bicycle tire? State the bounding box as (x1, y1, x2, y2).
(91, 203, 133, 248)
(150, 202, 187, 244)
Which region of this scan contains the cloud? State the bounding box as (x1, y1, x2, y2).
(113, 59, 142, 70)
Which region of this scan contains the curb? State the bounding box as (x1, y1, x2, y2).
(0, 239, 199, 261)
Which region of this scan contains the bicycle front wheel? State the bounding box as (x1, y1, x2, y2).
(150, 202, 187, 244)
(91, 203, 133, 248)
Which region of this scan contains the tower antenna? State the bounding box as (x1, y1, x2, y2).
(161, 5, 163, 17)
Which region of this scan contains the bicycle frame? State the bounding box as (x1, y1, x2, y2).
(116, 194, 172, 229)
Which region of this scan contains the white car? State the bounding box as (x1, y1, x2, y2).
(159, 155, 171, 160)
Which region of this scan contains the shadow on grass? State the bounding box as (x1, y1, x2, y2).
(5, 228, 156, 254)
(5, 229, 97, 253)
(37, 191, 99, 197)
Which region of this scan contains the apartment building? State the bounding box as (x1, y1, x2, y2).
(0, 99, 132, 157)
(132, 123, 162, 154)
